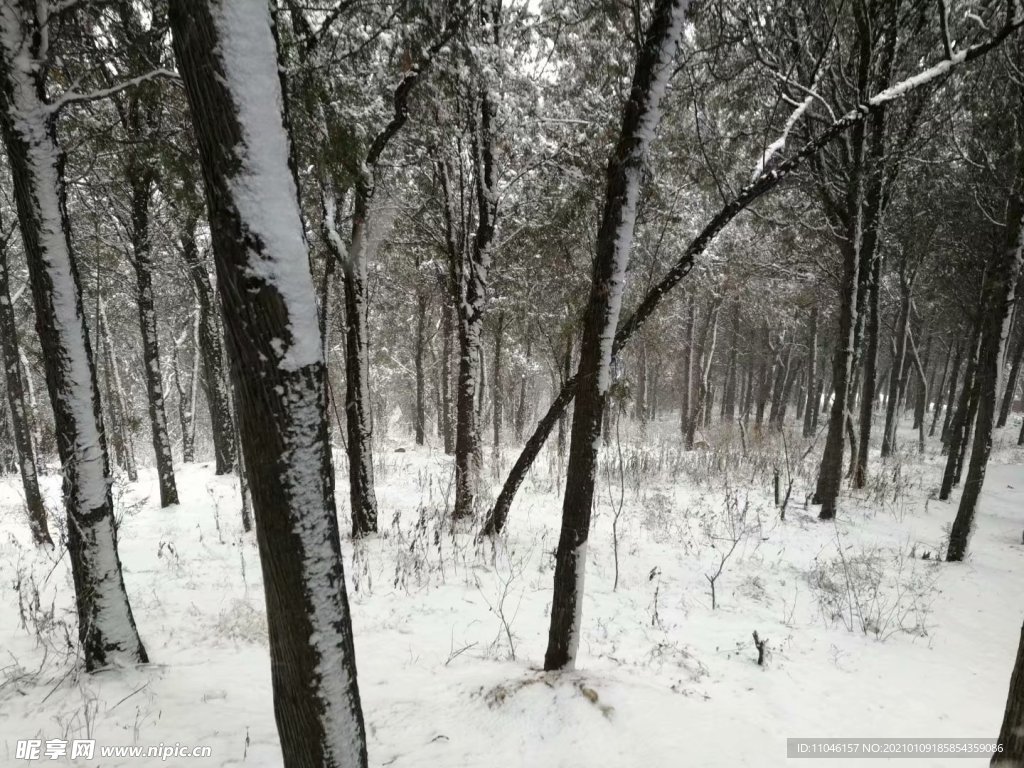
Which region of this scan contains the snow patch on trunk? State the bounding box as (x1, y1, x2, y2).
(214, 3, 321, 372)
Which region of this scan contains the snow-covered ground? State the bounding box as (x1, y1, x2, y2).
(1, 420, 1022, 767)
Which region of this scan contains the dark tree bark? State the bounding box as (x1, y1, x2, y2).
(803, 304, 819, 438)
(544, 0, 685, 671)
(993, 621, 1024, 766)
(111, 3, 179, 507)
(128, 171, 178, 506)
(414, 291, 427, 446)
(947, 135, 1023, 561)
(181, 221, 236, 474)
(440, 270, 455, 453)
(0, 234, 51, 545)
(997, 317, 1023, 427)
(97, 302, 138, 482)
(929, 338, 954, 437)
(940, 337, 966, 443)
(171, 323, 198, 464)
(514, 330, 530, 440)
(853, 247, 882, 487)
(688, 296, 722, 447)
(169, 3, 367, 764)
(0, 3, 147, 669)
(492, 311, 504, 448)
(941, 322, 983, 499)
(721, 300, 740, 421)
(680, 298, 695, 437)
(882, 270, 913, 457)
(557, 330, 572, 456)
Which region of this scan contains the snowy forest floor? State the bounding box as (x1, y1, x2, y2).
(1, 418, 1023, 767)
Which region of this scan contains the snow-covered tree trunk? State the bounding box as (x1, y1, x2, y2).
(169, 2, 367, 764)
(0, 0, 147, 669)
(544, 0, 686, 672)
(181, 223, 235, 475)
(0, 237, 51, 545)
(128, 169, 178, 506)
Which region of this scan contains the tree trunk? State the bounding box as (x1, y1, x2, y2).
(181, 222, 236, 474)
(939, 337, 965, 443)
(0, 238, 51, 545)
(688, 297, 722, 447)
(128, 169, 178, 507)
(171, 323, 197, 464)
(929, 338, 954, 437)
(941, 323, 983, 500)
(997, 318, 1023, 427)
(97, 302, 138, 482)
(947, 142, 1023, 560)
(680, 298, 695, 436)
(853, 250, 882, 487)
(440, 277, 455, 453)
(492, 311, 504, 448)
(882, 274, 912, 458)
(721, 300, 740, 421)
(815, 235, 861, 518)
(170, 3, 367, 764)
(0, 6, 147, 669)
(993, 621, 1024, 766)
(544, 0, 685, 671)
(803, 304, 819, 438)
(414, 292, 427, 445)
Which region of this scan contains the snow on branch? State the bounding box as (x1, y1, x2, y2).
(45, 68, 180, 115)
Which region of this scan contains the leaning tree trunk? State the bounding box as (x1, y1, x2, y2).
(169, 3, 367, 765)
(0, 4, 147, 669)
(128, 171, 178, 506)
(181, 221, 235, 474)
(993, 621, 1024, 766)
(0, 236, 51, 545)
(544, 0, 685, 672)
(947, 139, 1023, 561)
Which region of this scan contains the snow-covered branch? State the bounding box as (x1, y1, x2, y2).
(45, 68, 180, 115)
